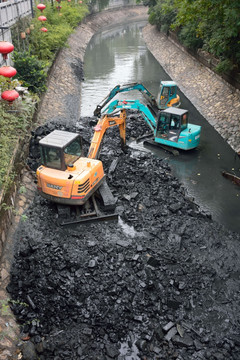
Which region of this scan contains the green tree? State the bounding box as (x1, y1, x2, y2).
(173, 0, 240, 72)
(148, 0, 177, 33)
(146, 0, 240, 73)
(13, 51, 48, 93)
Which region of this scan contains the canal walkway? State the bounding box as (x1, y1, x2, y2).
(0, 5, 240, 359)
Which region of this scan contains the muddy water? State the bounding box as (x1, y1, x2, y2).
(81, 21, 240, 233)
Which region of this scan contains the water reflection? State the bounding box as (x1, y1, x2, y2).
(81, 21, 169, 117)
(81, 21, 240, 233)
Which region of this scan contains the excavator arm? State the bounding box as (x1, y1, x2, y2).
(87, 109, 126, 159)
(103, 99, 158, 132)
(93, 82, 158, 118)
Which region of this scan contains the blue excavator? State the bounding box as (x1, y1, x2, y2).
(93, 81, 201, 151)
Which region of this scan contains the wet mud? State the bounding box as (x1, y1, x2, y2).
(7, 113, 240, 360)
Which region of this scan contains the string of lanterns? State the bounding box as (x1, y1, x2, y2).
(0, 41, 19, 104)
(0, 1, 85, 104)
(37, 3, 48, 33)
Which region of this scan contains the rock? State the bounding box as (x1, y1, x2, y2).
(163, 321, 175, 332)
(172, 334, 194, 347)
(105, 344, 120, 358)
(116, 239, 131, 247)
(154, 326, 164, 341)
(146, 255, 160, 267)
(88, 259, 96, 268)
(136, 339, 147, 351)
(164, 327, 178, 342)
(194, 339, 203, 351)
(21, 341, 38, 360)
(213, 352, 225, 360)
(169, 203, 182, 213)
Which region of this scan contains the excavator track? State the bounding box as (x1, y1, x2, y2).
(57, 180, 118, 226)
(143, 139, 180, 156)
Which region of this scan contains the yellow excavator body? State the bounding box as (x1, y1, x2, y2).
(36, 110, 126, 205)
(37, 157, 105, 205)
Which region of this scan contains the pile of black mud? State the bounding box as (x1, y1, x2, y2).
(8, 113, 240, 360)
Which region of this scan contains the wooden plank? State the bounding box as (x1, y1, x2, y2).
(222, 171, 240, 186)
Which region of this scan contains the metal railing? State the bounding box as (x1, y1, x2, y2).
(0, 0, 34, 28)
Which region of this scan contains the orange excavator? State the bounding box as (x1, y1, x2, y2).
(36, 110, 126, 224)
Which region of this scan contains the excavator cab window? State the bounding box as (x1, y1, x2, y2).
(170, 115, 180, 130)
(39, 131, 83, 171)
(40, 137, 82, 170)
(181, 113, 188, 131)
(64, 138, 82, 167)
(169, 86, 176, 98)
(40, 146, 62, 170)
(158, 85, 170, 108)
(156, 113, 170, 138)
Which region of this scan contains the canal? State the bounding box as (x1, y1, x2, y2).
(81, 20, 240, 234)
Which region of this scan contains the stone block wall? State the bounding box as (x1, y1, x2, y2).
(168, 31, 240, 91)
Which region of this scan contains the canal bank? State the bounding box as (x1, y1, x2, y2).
(0, 5, 240, 359)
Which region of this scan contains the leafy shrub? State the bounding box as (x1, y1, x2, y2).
(13, 51, 48, 94)
(27, 19, 73, 62)
(148, 0, 177, 33)
(178, 24, 203, 51)
(0, 76, 20, 92)
(11, 2, 89, 65)
(215, 59, 234, 74)
(0, 100, 36, 189)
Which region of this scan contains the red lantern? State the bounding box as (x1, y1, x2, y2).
(0, 41, 14, 60)
(37, 3, 46, 12)
(0, 66, 17, 78)
(38, 16, 47, 22)
(1, 90, 19, 103)
(40, 27, 48, 32)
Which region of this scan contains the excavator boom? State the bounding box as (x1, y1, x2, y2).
(94, 82, 158, 118)
(96, 99, 201, 151)
(88, 109, 126, 159)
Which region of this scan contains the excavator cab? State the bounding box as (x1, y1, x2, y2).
(155, 107, 201, 150)
(36, 130, 105, 205)
(156, 108, 187, 142)
(39, 131, 82, 171)
(157, 81, 180, 109)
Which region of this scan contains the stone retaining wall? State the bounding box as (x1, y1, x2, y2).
(0, 137, 29, 264)
(168, 31, 240, 91)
